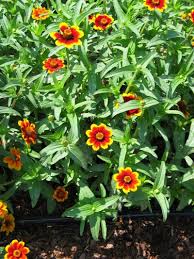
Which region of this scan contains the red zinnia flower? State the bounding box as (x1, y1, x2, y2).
(86, 123, 113, 151)
(18, 119, 36, 145)
(3, 148, 22, 171)
(31, 7, 50, 20)
(43, 58, 65, 73)
(93, 14, 114, 30)
(189, 10, 194, 23)
(53, 186, 68, 202)
(5, 240, 30, 259)
(50, 23, 84, 48)
(113, 167, 141, 194)
(122, 93, 142, 119)
(144, 0, 167, 12)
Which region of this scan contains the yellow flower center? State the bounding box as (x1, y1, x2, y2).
(124, 176, 131, 183)
(101, 18, 108, 25)
(96, 132, 104, 140)
(152, 0, 160, 4)
(50, 60, 58, 68)
(13, 250, 21, 257)
(63, 28, 72, 36)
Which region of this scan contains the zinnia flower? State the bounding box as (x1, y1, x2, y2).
(18, 119, 36, 145)
(92, 14, 114, 30)
(189, 10, 194, 23)
(180, 12, 189, 20)
(43, 57, 65, 73)
(88, 15, 95, 23)
(53, 186, 68, 202)
(86, 123, 113, 151)
(50, 23, 84, 48)
(0, 214, 15, 236)
(3, 148, 22, 171)
(31, 7, 50, 20)
(113, 167, 141, 194)
(4, 240, 30, 259)
(144, 0, 167, 12)
(122, 93, 142, 119)
(0, 201, 7, 218)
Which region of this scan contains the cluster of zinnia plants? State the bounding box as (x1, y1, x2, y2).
(0, 0, 194, 244)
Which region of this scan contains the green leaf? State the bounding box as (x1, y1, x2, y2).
(63, 203, 94, 218)
(101, 219, 107, 240)
(89, 214, 101, 240)
(40, 143, 65, 156)
(94, 196, 119, 212)
(80, 219, 86, 236)
(153, 161, 166, 190)
(99, 184, 106, 198)
(97, 155, 112, 164)
(177, 191, 193, 211)
(67, 113, 79, 141)
(112, 100, 141, 117)
(79, 183, 95, 200)
(119, 144, 127, 167)
(185, 120, 194, 148)
(29, 182, 41, 208)
(0, 106, 21, 116)
(0, 183, 21, 200)
(180, 170, 194, 183)
(47, 198, 56, 214)
(139, 52, 158, 69)
(68, 144, 87, 169)
(113, 0, 126, 23)
(105, 65, 136, 78)
(154, 192, 169, 221)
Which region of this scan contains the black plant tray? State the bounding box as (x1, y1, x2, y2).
(16, 209, 194, 225)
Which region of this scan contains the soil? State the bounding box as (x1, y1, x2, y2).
(1, 217, 194, 259)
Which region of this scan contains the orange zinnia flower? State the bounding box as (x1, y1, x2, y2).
(43, 58, 65, 73)
(0, 201, 7, 218)
(86, 123, 113, 151)
(31, 7, 50, 20)
(189, 10, 194, 23)
(5, 240, 30, 259)
(18, 119, 36, 145)
(92, 14, 114, 30)
(122, 93, 142, 119)
(144, 0, 167, 12)
(0, 214, 15, 236)
(3, 148, 22, 171)
(53, 186, 68, 202)
(113, 167, 141, 194)
(50, 23, 84, 48)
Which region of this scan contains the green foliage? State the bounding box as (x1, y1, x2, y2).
(0, 0, 194, 240)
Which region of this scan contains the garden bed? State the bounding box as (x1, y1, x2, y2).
(0, 0, 194, 257)
(1, 217, 194, 259)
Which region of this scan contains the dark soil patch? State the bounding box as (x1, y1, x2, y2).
(1, 217, 194, 259)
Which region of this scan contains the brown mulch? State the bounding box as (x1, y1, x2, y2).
(1, 217, 194, 259)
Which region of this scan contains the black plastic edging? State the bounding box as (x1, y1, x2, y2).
(16, 211, 194, 225)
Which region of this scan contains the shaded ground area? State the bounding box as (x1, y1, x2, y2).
(1, 217, 194, 259)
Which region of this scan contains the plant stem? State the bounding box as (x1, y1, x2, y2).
(125, 69, 139, 93)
